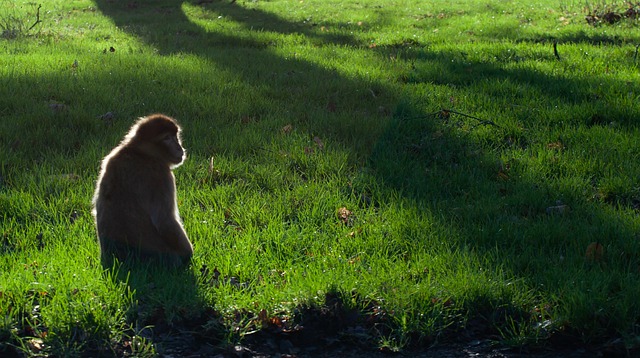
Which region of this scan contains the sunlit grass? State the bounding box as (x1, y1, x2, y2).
(2, 0, 640, 355)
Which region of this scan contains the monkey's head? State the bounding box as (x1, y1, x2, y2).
(126, 114, 186, 166)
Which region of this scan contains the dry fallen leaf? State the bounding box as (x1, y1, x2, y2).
(281, 124, 293, 134)
(337, 207, 352, 225)
(547, 141, 564, 150)
(27, 338, 44, 354)
(258, 308, 268, 324)
(313, 136, 324, 150)
(585, 242, 604, 262)
(347, 228, 363, 238)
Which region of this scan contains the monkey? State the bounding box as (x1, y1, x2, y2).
(92, 114, 193, 267)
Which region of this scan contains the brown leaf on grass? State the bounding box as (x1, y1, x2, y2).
(268, 315, 284, 328)
(547, 141, 564, 150)
(27, 338, 44, 354)
(257, 309, 290, 331)
(347, 228, 363, 238)
(258, 309, 268, 324)
(281, 124, 293, 134)
(313, 136, 324, 150)
(585, 242, 604, 262)
(337, 207, 352, 225)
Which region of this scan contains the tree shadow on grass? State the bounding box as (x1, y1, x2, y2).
(63, 0, 640, 353)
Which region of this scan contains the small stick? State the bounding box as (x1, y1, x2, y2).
(27, 4, 42, 32)
(441, 108, 501, 128)
(553, 41, 561, 61)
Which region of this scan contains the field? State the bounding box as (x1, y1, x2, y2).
(2, 0, 640, 356)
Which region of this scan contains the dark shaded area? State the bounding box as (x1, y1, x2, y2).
(101, 261, 203, 356)
(0, 262, 200, 357)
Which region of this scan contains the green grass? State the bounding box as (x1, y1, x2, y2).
(2, 0, 640, 355)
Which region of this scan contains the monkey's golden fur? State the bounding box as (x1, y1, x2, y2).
(92, 114, 193, 266)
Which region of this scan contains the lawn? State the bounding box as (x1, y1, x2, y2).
(2, 0, 640, 356)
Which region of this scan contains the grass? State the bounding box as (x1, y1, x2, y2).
(2, 0, 640, 355)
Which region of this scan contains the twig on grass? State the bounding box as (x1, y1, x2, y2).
(27, 4, 42, 32)
(553, 41, 561, 61)
(440, 109, 501, 128)
(404, 109, 501, 129)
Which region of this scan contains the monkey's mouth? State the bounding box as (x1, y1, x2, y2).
(171, 153, 186, 165)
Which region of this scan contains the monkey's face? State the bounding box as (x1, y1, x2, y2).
(161, 133, 185, 166)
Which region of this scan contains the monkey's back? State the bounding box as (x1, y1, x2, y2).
(93, 146, 175, 256)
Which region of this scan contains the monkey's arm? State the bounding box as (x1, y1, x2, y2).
(155, 212, 193, 256)
(146, 176, 193, 257)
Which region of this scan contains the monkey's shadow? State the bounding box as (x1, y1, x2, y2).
(106, 260, 202, 336)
